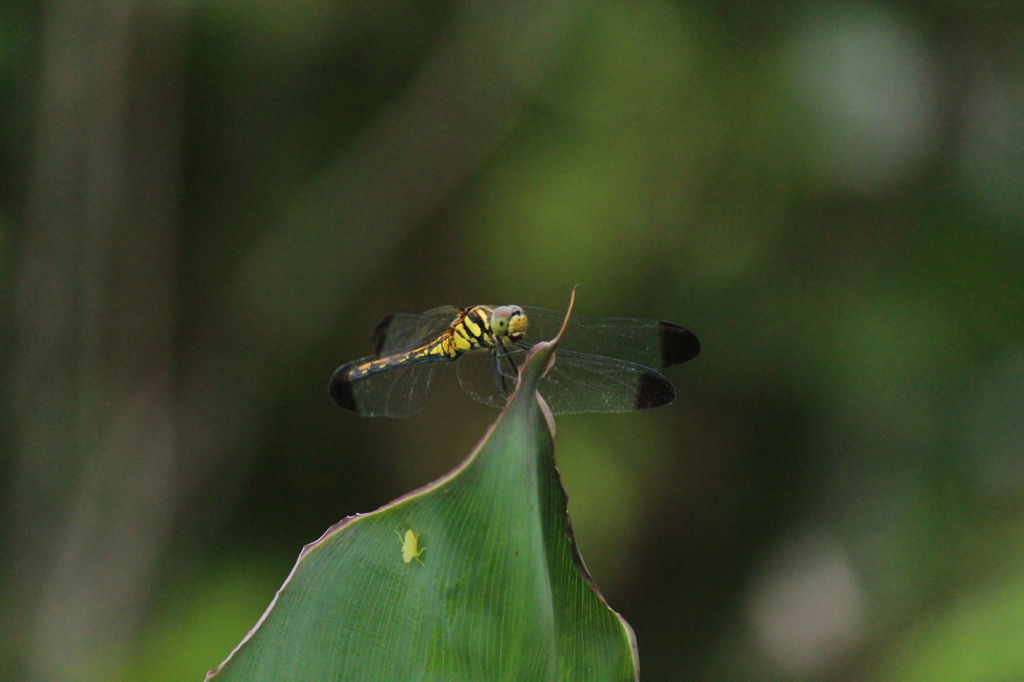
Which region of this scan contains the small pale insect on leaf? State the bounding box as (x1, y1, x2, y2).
(397, 529, 425, 565)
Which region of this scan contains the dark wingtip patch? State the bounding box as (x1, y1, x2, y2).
(635, 371, 675, 410)
(659, 322, 700, 367)
(329, 364, 358, 411)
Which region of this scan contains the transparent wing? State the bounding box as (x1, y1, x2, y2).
(455, 348, 517, 409)
(337, 303, 697, 417)
(329, 357, 448, 418)
(539, 351, 675, 414)
(519, 307, 700, 369)
(456, 348, 675, 415)
(370, 306, 462, 356)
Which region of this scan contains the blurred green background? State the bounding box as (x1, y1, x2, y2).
(2, 0, 1023, 680)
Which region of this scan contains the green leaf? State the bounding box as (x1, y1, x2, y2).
(207, 303, 639, 681)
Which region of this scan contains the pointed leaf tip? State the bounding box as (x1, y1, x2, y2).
(210, 287, 637, 681)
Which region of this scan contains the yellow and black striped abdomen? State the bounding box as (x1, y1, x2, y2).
(329, 333, 458, 412)
(344, 337, 456, 381)
(339, 307, 495, 382)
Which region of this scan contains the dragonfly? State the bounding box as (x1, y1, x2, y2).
(329, 304, 700, 418)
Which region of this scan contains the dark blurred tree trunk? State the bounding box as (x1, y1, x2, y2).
(4, 1, 185, 679)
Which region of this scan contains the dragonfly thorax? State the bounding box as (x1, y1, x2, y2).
(444, 305, 527, 356)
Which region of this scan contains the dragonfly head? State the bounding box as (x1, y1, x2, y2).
(491, 305, 528, 342)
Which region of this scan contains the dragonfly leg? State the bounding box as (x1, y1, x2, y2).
(491, 348, 508, 398)
(502, 342, 520, 377)
(494, 339, 527, 398)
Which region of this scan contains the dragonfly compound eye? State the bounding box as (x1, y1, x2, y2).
(492, 305, 527, 341)
(507, 306, 527, 341)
